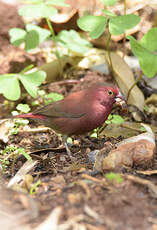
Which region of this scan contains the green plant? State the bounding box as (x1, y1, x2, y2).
(9, 0, 92, 54)
(105, 114, 124, 124)
(9, 24, 51, 51)
(127, 28, 157, 100)
(77, 0, 140, 70)
(2, 145, 32, 162)
(16, 103, 31, 113)
(30, 180, 41, 195)
(105, 172, 123, 183)
(90, 114, 124, 138)
(10, 103, 31, 134)
(0, 145, 32, 173)
(32, 90, 64, 106)
(43, 92, 64, 104)
(0, 159, 10, 172)
(0, 65, 46, 101)
(78, 12, 140, 39)
(5, 0, 92, 102)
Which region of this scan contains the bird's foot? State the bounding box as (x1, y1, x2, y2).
(65, 146, 76, 162)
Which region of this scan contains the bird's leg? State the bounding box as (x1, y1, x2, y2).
(62, 135, 74, 160)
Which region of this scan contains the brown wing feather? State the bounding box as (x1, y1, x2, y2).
(33, 100, 86, 119)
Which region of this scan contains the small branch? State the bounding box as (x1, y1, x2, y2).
(122, 0, 127, 58)
(127, 73, 143, 102)
(46, 18, 63, 77)
(106, 33, 114, 74)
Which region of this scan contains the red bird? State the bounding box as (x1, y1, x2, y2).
(15, 85, 125, 158)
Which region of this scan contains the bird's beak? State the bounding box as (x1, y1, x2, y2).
(115, 91, 125, 102)
(115, 91, 128, 112)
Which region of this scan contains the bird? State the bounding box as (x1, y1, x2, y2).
(14, 84, 125, 158)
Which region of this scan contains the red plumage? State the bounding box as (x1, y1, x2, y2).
(15, 85, 124, 135)
(14, 85, 125, 158)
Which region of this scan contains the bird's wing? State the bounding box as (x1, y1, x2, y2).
(33, 101, 86, 119)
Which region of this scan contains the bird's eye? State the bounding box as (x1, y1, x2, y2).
(108, 90, 113, 96)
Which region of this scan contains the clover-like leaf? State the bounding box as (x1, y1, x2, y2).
(46, 0, 69, 7)
(105, 114, 124, 124)
(19, 71, 46, 98)
(77, 15, 107, 39)
(10, 24, 51, 51)
(45, 92, 64, 103)
(26, 24, 51, 44)
(22, 0, 42, 3)
(102, 9, 116, 17)
(25, 30, 39, 51)
(111, 115, 124, 124)
(127, 35, 157, 78)
(140, 27, 157, 52)
(105, 172, 123, 183)
(9, 28, 26, 46)
(0, 74, 20, 100)
(19, 3, 57, 19)
(101, 0, 117, 6)
(109, 14, 140, 35)
(24, 24, 51, 50)
(57, 30, 92, 53)
(16, 104, 31, 113)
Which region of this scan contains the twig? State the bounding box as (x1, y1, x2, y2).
(127, 73, 143, 102)
(125, 174, 157, 198)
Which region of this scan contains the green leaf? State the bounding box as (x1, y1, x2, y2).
(26, 24, 51, 43)
(10, 24, 51, 51)
(0, 74, 21, 100)
(46, 0, 69, 7)
(101, 0, 117, 6)
(45, 92, 64, 102)
(109, 14, 140, 35)
(9, 28, 26, 46)
(18, 148, 32, 161)
(19, 71, 46, 98)
(105, 114, 112, 124)
(25, 30, 39, 51)
(102, 9, 116, 17)
(30, 180, 41, 195)
(22, 0, 42, 3)
(67, 137, 73, 144)
(15, 119, 29, 126)
(19, 3, 57, 19)
(57, 30, 92, 53)
(105, 114, 124, 124)
(77, 15, 107, 39)
(38, 90, 46, 96)
(140, 27, 157, 52)
(127, 35, 157, 78)
(25, 24, 51, 50)
(16, 104, 31, 113)
(90, 132, 98, 138)
(111, 115, 124, 124)
(105, 172, 123, 183)
(140, 126, 146, 132)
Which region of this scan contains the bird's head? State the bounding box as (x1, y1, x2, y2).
(90, 85, 125, 107)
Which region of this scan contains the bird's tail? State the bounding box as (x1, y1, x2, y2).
(14, 113, 34, 118)
(14, 113, 47, 120)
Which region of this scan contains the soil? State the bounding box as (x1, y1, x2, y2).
(0, 2, 157, 230)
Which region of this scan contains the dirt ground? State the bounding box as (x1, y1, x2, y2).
(1, 1, 157, 230)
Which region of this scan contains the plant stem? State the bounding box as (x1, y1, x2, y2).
(106, 33, 113, 73)
(20, 64, 34, 74)
(123, 0, 127, 14)
(46, 18, 56, 40)
(46, 18, 63, 77)
(122, 0, 127, 58)
(127, 72, 143, 102)
(154, 9, 157, 27)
